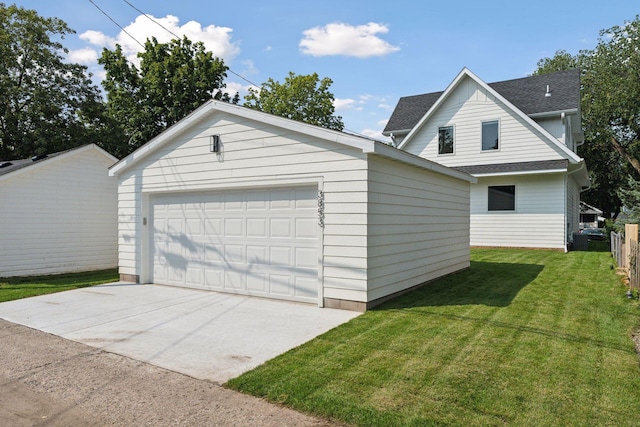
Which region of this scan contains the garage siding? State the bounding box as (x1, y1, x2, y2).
(366, 156, 471, 301)
(116, 111, 370, 302)
(0, 146, 117, 277)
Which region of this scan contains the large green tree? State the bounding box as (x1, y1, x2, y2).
(534, 17, 640, 219)
(0, 3, 105, 160)
(100, 36, 237, 157)
(244, 72, 344, 131)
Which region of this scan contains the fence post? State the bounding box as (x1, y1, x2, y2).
(624, 224, 638, 270)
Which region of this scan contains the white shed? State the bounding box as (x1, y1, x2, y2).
(0, 144, 118, 277)
(109, 101, 475, 311)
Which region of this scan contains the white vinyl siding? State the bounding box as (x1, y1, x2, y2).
(470, 174, 566, 249)
(0, 146, 118, 277)
(403, 76, 568, 167)
(366, 156, 470, 301)
(116, 111, 370, 303)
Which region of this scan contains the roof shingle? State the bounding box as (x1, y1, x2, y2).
(384, 69, 580, 134)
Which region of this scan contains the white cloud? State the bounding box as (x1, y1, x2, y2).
(334, 98, 356, 110)
(67, 47, 99, 65)
(300, 22, 400, 58)
(80, 14, 240, 67)
(240, 59, 258, 76)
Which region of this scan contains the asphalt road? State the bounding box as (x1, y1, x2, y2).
(0, 319, 340, 427)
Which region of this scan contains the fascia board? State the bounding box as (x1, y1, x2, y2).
(366, 142, 477, 183)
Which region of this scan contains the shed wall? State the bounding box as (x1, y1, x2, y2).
(0, 148, 118, 277)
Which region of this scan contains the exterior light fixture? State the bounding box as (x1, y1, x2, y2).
(210, 135, 220, 153)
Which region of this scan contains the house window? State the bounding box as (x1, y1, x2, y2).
(438, 126, 454, 154)
(482, 120, 499, 151)
(488, 185, 515, 211)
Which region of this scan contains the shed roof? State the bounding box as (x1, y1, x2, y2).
(0, 144, 118, 181)
(384, 69, 581, 134)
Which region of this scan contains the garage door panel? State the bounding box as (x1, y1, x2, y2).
(224, 218, 243, 237)
(270, 218, 291, 238)
(247, 218, 267, 237)
(296, 218, 317, 238)
(270, 274, 291, 296)
(295, 277, 317, 298)
(151, 187, 319, 303)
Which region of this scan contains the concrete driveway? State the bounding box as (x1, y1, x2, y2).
(0, 282, 359, 384)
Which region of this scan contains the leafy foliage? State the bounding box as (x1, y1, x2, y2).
(534, 17, 640, 219)
(0, 3, 105, 160)
(244, 72, 344, 131)
(100, 36, 236, 157)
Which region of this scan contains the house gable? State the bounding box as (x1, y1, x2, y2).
(397, 70, 581, 169)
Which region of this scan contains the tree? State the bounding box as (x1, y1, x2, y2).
(0, 3, 105, 160)
(244, 72, 344, 131)
(100, 36, 236, 157)
(534, 17, 640, 219)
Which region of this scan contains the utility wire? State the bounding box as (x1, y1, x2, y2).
(122, 0, 259, 88)
(88, 0, 145, 49)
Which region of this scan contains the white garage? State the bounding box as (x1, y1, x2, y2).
(110, 101, 475, 311)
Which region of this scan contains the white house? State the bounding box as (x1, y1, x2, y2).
(0, 144, 118, 277)
(383, 68, 590, 250)
(109, 101, 475, 311)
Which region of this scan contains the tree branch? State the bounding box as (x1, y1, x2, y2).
(611, 136, 640, 175)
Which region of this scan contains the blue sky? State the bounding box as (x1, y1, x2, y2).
(11, 0, 640, 140)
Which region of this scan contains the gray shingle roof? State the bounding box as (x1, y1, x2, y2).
(453, 159, 569, 175)
(384, 69, 581, 134)
(0, 147, 81, 178)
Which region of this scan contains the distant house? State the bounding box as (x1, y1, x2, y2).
(384, 68, 590, 250)
(0, 144, 118, 277)
(580, 201, 604, 230)
(108, 101, 475, 311)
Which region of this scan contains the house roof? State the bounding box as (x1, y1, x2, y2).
(0, 144, 118, 182)
(109, 100, 476, 184)
(383, 69, 580, 134)
(454, 159, 569, 176)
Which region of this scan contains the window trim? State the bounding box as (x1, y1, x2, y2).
(481, 119, 500, 152)
(438, 125, 455, 156)
(488, 185, 516, 212)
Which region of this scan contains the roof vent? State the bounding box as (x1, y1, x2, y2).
(0, 161, 12, 168)
(31, 154, 48, 162)
(545, 85, 551, 98)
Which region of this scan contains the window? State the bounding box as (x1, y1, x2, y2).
(482, 120, 499, 151)
(438, 126, 454, 154)
(488, 185, 515, 211)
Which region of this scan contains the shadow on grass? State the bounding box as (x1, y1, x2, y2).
(377, 261, 544, 310)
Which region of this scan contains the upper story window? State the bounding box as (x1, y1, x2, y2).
(488, 185, 515, 211)
(438, 126, 454, 155)
(482, 120, 499, 151)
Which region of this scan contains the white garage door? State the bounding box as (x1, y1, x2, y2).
(150, 187, 320, 304)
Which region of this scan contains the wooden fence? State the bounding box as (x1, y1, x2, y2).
(611, 225, 640, 293)
(629, 239, 640, 292)
(611, 231, 624, 269)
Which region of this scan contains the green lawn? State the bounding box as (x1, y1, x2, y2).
(227, 245, 640, 427)
(0, 269, 119, 303)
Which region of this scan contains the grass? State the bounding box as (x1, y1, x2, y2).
(227, 244, 640, 426)
(0, 269, 119, 303)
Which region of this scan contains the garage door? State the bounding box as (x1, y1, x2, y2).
(150, 187, 320, 304)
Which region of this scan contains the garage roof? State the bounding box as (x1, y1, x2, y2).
(109, 100, 476, 184)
